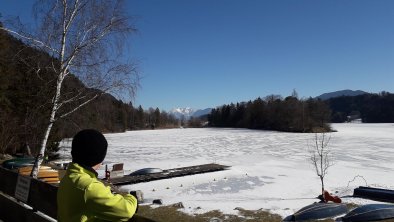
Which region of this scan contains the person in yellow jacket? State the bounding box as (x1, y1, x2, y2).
(57, 129, 138, 222)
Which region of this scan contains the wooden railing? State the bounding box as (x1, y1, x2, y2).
(0, 166, 57, 221)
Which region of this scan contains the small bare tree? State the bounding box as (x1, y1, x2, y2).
(309, 132, 333, 195)
(1, 0, 139, 178)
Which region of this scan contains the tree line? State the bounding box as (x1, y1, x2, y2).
(208, 94, 331, 133)
(208, 91, 394, 133)
(328, 92, 394, 123)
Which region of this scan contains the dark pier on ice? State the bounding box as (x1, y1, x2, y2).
(107, 163, 230, 186)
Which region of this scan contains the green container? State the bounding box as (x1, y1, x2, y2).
(2, 157, 35, 169)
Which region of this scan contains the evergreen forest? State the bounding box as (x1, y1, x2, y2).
(208, 92, 394, 132)
(208, 95, 331, 132)
(327, 92, 394, 123)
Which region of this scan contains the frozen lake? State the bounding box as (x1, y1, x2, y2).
(59, 123, 394, 217)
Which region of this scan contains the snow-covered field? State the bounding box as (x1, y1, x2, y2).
(59, 123, 394, 218)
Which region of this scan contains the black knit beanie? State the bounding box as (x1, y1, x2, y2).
(71, 129, 108, 167)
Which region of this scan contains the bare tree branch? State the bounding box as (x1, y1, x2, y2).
(57, 93, 99, 120)
(0, 27, 59, 54)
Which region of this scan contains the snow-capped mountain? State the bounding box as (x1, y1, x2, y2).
(170, 107, 194, 119)
(169, 107, 212, 119)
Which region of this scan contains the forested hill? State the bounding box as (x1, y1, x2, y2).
(327, 92, 394, 123)
(0, 26, 177, 155)
(208, 96, 332, 133)
(208, 92, 394, 132)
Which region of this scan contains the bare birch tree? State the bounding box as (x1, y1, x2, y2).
(309, 132, 333, 195)
(1, 0, 139, 178)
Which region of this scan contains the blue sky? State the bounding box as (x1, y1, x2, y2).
(1, 0, 394, 111)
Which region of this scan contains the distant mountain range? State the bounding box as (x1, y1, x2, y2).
(169, 107, 212, 119)
(316, 89, 368, 100)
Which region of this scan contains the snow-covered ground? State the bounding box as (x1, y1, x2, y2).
(59, 123, 394, 218)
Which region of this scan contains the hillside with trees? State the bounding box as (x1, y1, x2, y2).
(0, 26, 178, 156)
(327, 92, 394, 123)
(208, 93, 331, 133)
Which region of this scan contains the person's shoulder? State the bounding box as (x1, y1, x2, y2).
(85, 178, 112, 196)
(68, 170, 97, 190)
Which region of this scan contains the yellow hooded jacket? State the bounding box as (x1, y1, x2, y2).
(57, 162, 137, 222)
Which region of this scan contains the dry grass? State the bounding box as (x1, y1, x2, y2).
(136, 203, 394, 222)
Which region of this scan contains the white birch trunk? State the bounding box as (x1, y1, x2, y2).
(30, 6, 68, 177)
(30, 76, 64, 177)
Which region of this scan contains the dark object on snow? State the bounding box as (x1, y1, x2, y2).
(353, 186, 394, 203)
(282, 202, 348, 221)
(340, 204, 394, 222)
(152, 199, 163, 205)
(110, 163, 230, 185)
(317, 194, 325, 202)
(129, 168, 163, 176)
(2, 157, 35, 169)
(170, 202, 184, 208)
